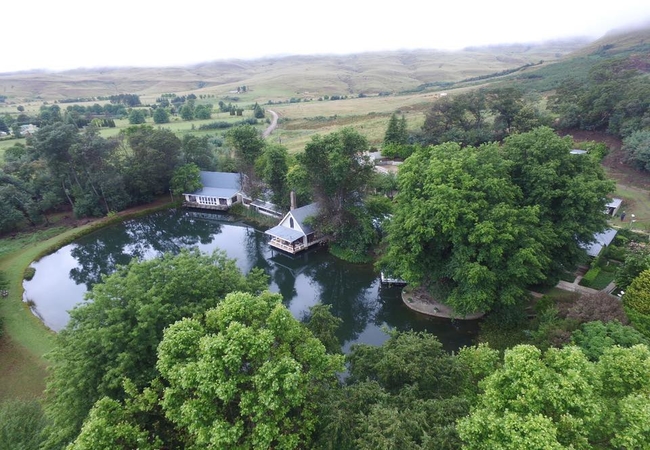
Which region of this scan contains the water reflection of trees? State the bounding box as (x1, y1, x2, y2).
(305, 255, 379, 345)
(69, 210, 219, 289)
(373, 285, 480, 351)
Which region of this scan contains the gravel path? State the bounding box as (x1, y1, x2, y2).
(262, 110, 279, 138)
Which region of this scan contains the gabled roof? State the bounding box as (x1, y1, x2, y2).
(290, 203, 319, 234)
(264, 203, 320, 242)
(184, 171, 241, 198)
(606, 198, 622, 209)
(582, 228, 618, 257)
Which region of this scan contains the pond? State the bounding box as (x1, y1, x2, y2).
(23, 209, 480, 352)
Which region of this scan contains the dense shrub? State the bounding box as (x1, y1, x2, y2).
(561, 292, 629, 324)
(23, 266, 36, 281)
(571, 320, 648, 360)
(0, 399, 48, 450)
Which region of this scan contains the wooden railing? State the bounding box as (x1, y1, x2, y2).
(182, 201, 229, 211)
(269, 239, 305, 254)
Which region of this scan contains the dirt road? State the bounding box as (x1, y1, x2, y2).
(262, 110, 279, 138)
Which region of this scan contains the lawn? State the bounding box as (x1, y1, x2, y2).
(578, 266, 617, 290)
(0, 137, 25, 162)
(613, 184, 650, 231)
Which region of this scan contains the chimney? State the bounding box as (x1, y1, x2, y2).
(290, 191, 297, 211)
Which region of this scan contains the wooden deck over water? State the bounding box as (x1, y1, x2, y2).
(182, 201, 229, 211)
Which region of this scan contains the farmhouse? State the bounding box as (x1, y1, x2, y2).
(265, 201, 324, 254)
(182, 171, 247, 211)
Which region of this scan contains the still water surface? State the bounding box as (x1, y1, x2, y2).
(23, 209, 479, 352)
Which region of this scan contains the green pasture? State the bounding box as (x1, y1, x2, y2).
(0, 138, 25, 161)
(97, 109, 266, 138)
(613, 184, 650, 231)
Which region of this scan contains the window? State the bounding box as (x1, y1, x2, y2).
(289, 217, 294, 228)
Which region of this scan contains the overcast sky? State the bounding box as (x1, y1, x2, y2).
(2, 0, 650, 73)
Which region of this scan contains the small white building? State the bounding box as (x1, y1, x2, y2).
(182, 171, 246, 211)
(265, 202, 324, 254)
(605, 198, 623, 217)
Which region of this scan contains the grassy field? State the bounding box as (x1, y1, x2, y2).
(0, 41, 583, 102)
(613, 184, 650, 231)
(0, 227, 71, 401)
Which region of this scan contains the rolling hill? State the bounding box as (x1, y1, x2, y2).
(0, 38, 589, 102)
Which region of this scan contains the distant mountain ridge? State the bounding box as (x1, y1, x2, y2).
(1, 26, 648, 102)
(0, 40, 589, 102)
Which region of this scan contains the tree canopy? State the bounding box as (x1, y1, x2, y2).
(71, 291, 344, 450)
(457, 344, 650, 449)
(157, 291, 344, 449)
(43, 249, 268, 449)
(297, 127, 376, 256)
(381, 127, 614, 314)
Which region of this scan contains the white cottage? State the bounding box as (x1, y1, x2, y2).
(182, 171, 246, 211)
(265, 202, 324, 254)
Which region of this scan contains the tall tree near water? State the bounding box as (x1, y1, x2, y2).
(31, 122, 79, 210)
(227, 124, 266, 194)
(120, 125, 181, 203)
(156, 291, 343, 449)
(381, 141, 549, 314)
(297, 127, 374, 246)
(180, 134, 215, 170)
(256, 142, 289, 207)
(43, 249, 268, 450)
(381, 127, 613, 315)
(502, 127, 614, 278)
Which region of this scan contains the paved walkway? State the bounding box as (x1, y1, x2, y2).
(555, 274, 616, 296)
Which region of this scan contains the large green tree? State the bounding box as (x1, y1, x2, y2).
(457, 344, 650, 449)
(181, 134, 216, 170)
(43, 249, 268, 450)
(381, 141, 549, 314)
(156, 291, 344, 449)
(170, 163, 202, 195)
(256, 143, 290, 207)
(127, 109, 146, 124)
(152, 107, 170, 124)
(227, 124, 266, 194)
(297, 127, 375, 251)
(502, 127, 614, 277)
(120, 125, 182, 203)
(382, 127, 613, 314)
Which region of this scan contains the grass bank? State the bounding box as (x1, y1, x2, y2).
(0, 197, 178, 401)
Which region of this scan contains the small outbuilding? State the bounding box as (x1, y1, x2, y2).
(182, 171, 245, 211)
(581, 228, 618, 257)
(265, 202, 323, 254)
(605, 198, 623, 217)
